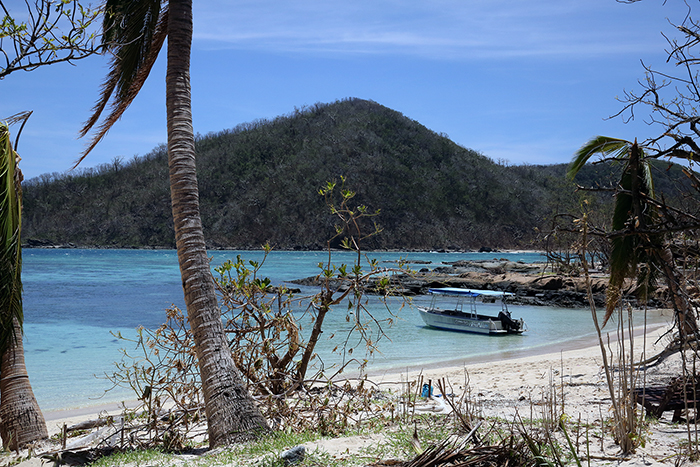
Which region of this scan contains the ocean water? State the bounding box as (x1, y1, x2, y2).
(20, 249, 670, 413)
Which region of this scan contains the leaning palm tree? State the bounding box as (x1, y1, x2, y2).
(569, 136, 697, 338)
(0, 123, 47, 450)
(80, 0, 268, 446)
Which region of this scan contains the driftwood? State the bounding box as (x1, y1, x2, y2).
(634, 374, 700, 422)
(401, 436, 520, 467)
(65, 424, 121, 451)
(637, 335, 700, 369)
(67, 417, 117, 432)
(368, 421, 531, 467)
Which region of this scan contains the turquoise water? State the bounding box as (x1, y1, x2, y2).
(20, 249, 669, 412)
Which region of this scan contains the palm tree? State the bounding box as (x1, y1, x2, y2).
(0, 123, 47, 449)
(569, 136, 697, 339)
(80, 0, 268, 446)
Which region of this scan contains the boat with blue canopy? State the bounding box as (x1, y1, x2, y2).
(417, 287, 526, 335)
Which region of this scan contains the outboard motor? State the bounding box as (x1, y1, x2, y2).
(498, 310, 521, 333)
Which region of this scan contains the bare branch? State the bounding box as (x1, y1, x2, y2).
(0, 0, 103, 80)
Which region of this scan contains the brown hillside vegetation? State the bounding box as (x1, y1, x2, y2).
(22, 98, 689, 251)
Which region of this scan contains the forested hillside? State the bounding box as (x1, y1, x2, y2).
(21, 98, 604, 250)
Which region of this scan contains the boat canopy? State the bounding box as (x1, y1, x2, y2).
(427, 287, 513, 297)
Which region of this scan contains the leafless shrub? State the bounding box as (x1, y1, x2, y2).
(103, 306, 204, 451)
(97, 179, 411, 449)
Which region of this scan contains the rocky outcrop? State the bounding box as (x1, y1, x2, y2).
(290, 259, 663, 309)
(378, 270, 611, 308)
(23, 238, 77, 248)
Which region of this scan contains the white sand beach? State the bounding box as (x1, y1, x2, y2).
(10, 322, 696, 467)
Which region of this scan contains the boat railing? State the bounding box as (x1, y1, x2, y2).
(427, 288, 511, 318)
(467, 296, 478, 316)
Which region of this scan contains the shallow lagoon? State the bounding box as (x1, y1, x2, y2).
(21, 249, 670, 412)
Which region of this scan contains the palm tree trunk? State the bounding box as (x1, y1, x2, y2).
(166, 0, 268, 447)
(654, 248, 698, 339)
(0, 317, 47, 450)
(0, 123, 47, 450)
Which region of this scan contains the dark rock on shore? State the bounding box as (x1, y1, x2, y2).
(24, 238, 76, 248)
(290, 260, 664, 309)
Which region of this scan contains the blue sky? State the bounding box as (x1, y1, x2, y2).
(1, 0, 691, 180)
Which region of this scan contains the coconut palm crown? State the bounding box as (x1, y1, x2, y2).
(0, 123, 23, 353)
(569, 136, 661, 325)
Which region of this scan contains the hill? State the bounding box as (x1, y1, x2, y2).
(21, 98, 599, 250)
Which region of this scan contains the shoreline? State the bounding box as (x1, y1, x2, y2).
(42, 321, 670, 435)
(39, 303, 674, 427)
(44, 401, 138, 423)
(364, 321, 668, 381)
(22, 245, 546, 254)
(28, 322, 694, 467)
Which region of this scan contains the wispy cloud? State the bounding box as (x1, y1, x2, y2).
(193, 0, 680, 60)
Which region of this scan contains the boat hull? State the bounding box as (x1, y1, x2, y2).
(417, 307, 521, 335)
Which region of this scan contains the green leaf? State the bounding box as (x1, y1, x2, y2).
(568, 135, 630, 179)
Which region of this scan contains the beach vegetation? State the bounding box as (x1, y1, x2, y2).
(79, 0, 269, 446)
(0, 122, 46, 449)
(86, 448, 169, 467)
(0, 0, 102, 79)
(209, 429, 321, 466)
(569, 0, 700, 369)
(571, 184, 650, 455)
(57, 353, 616, 467)
(103, 180, 409, 450)
(566, 1, 700, 454)
(0, 0, 106, 451)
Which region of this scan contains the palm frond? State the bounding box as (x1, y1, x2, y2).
(568, 136, 631, 179)
(0, 123, 23, 354)
(78, 0, 168, 165)
(570, 136, 663, 324)
(604, 235, 635, 324)
(602, 141, 662, 322)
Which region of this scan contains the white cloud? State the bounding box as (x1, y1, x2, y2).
(193, 0, 682, 60)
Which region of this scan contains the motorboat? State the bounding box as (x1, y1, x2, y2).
(417, 287, 525, 335)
